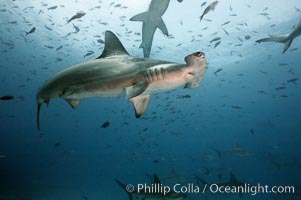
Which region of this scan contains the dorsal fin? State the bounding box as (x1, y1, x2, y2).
(97, 31, 129, 59)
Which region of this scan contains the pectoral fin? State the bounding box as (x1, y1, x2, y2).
(65, 99, 80, 109)
(158, 18, 169, 36)
(184, 74, 202, 89)
(125, 82, 148, 99)
(130, 95, 150, 118)
(130, 12, 148, 22)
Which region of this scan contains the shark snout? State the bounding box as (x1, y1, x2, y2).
(193, 51, 205, 58)
(185, 51, 206, 66)
(183, 51, 207, 89)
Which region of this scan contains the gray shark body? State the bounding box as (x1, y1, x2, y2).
(130, 0, 170, 58)
(256, 18, 301, 53)
(212, 147, 251, 157)
(36, 31, 207, 129)
(116, 174, 187, 200)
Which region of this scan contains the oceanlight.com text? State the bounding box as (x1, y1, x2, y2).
(126, 183, 295, 196)
(206, 183, 295, 196)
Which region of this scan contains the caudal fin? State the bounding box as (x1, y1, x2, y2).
(255, 34, 293, 53)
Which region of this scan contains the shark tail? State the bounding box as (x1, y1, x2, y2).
(256, 34, 293, 53)
(115, 179, 133, 200)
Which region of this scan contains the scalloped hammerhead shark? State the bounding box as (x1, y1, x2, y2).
(36, 31, 207, 129)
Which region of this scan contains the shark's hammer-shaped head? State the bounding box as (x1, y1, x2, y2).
(183, 51, 207, 89)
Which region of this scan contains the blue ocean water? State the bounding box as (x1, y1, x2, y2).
(0, 0, 300, 199)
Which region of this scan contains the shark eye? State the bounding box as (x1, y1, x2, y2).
(194, 52, 205, 57)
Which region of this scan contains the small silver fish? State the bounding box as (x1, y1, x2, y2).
(214, 68, 222, 76)
(214, 41, 221, 48)
(287, 78, 298, 83)
(200, 1, 219, 21)
(222, 28, 229, 35)
(201, 2, 207, 7)
(84, 50, 94, 58)
(97, 39, 105, 44)
(56, 45, 63, 51)
(67, 11, 86, 23)
(26, 27, 36, 35)
(44, 25, 52, 31)
(47, 6, 57, 10)
(44, 45, 54, 49)
(210, 37, 221, 43)
(222, 21, 231, 26)
(275, 86, 286, 91)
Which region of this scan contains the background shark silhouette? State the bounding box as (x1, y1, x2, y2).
(130, 0, 171, 58)
(256, 18, 301, 53)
